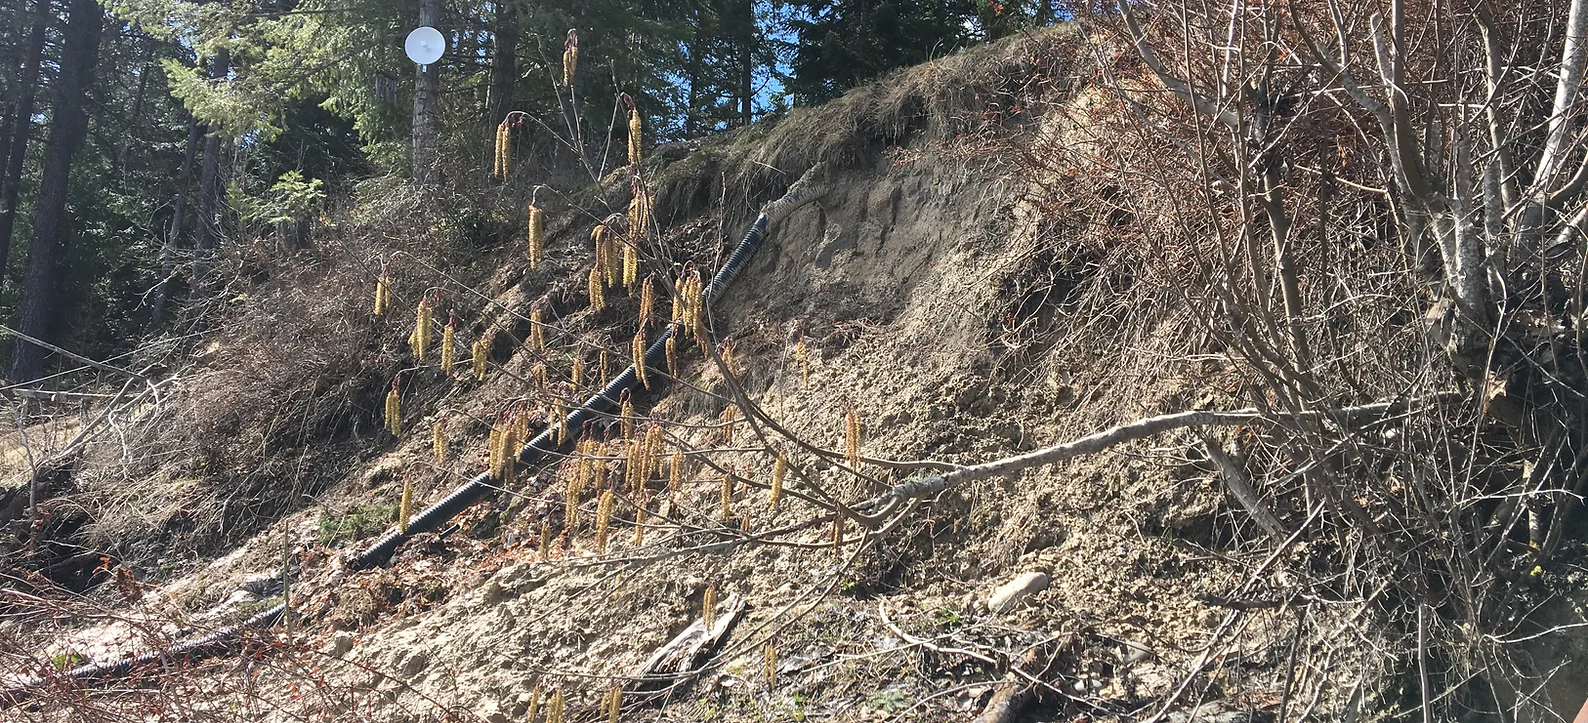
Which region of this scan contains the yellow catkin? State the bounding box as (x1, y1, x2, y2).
(599, 350, 611, 385)
(620, 399, 636, 440)
(795, 339, 809, 389)
(532, 363, 549, 390)
(527, 204, 545, 268)
(833, 513, 843, 554)
(530, 305, 546, 352)
(702, 584, 717, 629)
(410, 297, 432, 359)
(764, 641, 777, 687)
(565, 475, 581, 531)
(592, 224, 608, 278)
(553, 402, 568, 446)
(562, 30, 579, 88)
(487, 426, 501, 478)
(770, 453, 785, 509)
(622, 241, 639, 288)
(384, 386, 401, 435)
(720, 470, 733, 520)
(665, 334, 678, 376)
(539, 520, 551, 559)
(668, 452, 683, 500)
(595, 490, 614, 554)
(433, 420, 446, 463)
(472, 337, 489, 381)
(721, 405, 736, 444)
(587, 266, 605, 312)
(633, 330, 649, 390)
(373, 273, 390, 315)
(572, 354, 585, 389)
(398, 476, 413, 534)
(682, 274, 706, 344)
(525, 686, 542, 723)
(548, 689, 564, 723)
(602, 235, 621, 287)
(628, 108, 643, 167)
(513, 413, 529, 451)
(633, 506, 645, 545)
(638, 276, 655, 329)
(606, 685, 621, 723)
(494, 121, 510, 179)
(845, 406, 862, 467)
(441, 320, 455, 374)
(643, 426, 665, 481)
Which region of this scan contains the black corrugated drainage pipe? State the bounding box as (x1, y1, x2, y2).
(3, 163, 827, 707)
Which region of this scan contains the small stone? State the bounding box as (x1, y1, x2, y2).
(402, 650, 429, 677)
(327, 631, 354, 658)
(986, 572, 1049, 613)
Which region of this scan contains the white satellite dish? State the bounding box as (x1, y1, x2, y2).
(405, 26, 445, 65)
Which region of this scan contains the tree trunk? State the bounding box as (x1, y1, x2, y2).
(149, 116, 200, 329)
(9, 0, 102, 383)
(686, 30, 702, 137)
(192, 48, 229, 288)
(0, 3, 47, 282)
(486, 2, 517, 145)
(412, 0, 441, 184)
(738, 0, 753, 127)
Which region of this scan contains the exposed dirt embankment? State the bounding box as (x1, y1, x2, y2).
(17, 25, 1588, 723)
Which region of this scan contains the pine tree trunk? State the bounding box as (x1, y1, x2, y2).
(149, 116, 200, 329)
(738, 0, 753, 127)
(413, 0, 441, 184)
(9, 0, 102, 383)
(192, 48, 229, 288)
(0, 3, 47, 281)
(486, 2, 517, 150)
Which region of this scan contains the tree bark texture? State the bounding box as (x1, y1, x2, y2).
(149, 116, 201, 329)
(0, 2, 48, 281)
(9, 0, 103, 382)
(486, 1, 517, 134)
(192, 47, 229, 289)
(412, 0, 440, 184)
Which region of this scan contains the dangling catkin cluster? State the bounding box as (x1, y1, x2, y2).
(432, 419, 447, 463)
(562, 30, 579, 88)
(638, 276, 655, 329)
(627, 107, 643, 167)
(492, 119, 511, 179)
(593, 223, 620, 287)
(633, 330, 649, 390)
(547, 689, 565, 723)
(472, 335, 490, 381)
(572, 353, 585, 388)
(398, 475, 413, 534)
(627, 187, 650, 246)
(408, 296, 433, 359)
(675, 271, 706, 344)
(844, 405, 862, 467)
(565, 467, 582, 531)
(440, 317, 456, 374)
(488, 414, 523, 483)
(605, 685, 621, 723)
(530, 304, 546, 352)
(587, 266, 605, 312)
(668, 451, 683, 500)
(525, 686, 542, 723)
(702, 583, 717, 629)
(666, 331, 680, 376)
(527, 204, 545, 268)
(595, 489, 614, 554)
(794, 338, 810, 388)
(373, 272, 391, 315)
(763, 641, 777, 687)
(770, 452, 785, 509)
(599, 349, 611, 384)
(720, 404, 737, 444)
(384, 379, 401, 435)
(620, 398, 636, 440)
